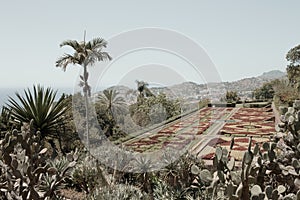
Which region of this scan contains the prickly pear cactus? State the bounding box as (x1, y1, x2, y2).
(273, 100, 300, 198)
(190, 99, 300, 200)
(276, 100, 300, 159)
(234, 100, 300, 199)
(190, 138, 241, 199)
(0, 121, 77, 199)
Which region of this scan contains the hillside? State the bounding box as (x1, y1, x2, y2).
(259, 70, 285, 80)
(97, 70, 286, 102)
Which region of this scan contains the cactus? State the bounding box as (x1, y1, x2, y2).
(190, 138, 241, 199)
(198, 99, 300, 199)
(238, 100, 300, 199)
(0, 121, 77, 199)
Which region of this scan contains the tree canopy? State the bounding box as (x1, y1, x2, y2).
(253, 82, 275, 100)
(56, 37, 112, 97)
(225, 91, 239, 103)
(286, 44, 300, 89)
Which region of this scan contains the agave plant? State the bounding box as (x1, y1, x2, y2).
(7, 85, 69, 139)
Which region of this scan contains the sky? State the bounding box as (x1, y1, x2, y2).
(0, 1, 299, 89)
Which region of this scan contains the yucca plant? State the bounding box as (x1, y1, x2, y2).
(7, 85, 69, 139)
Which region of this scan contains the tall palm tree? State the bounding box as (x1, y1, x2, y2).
(56, 34, 112, 149)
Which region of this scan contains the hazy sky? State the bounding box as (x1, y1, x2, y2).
(0, 1, 299, 89)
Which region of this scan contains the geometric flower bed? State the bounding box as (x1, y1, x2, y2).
(200, 107, 275, 162)
(220, 107, 275, 136)
(199, 136, 270, 161)
(124, 106, 275, 156)
(124, 107, 230, 153)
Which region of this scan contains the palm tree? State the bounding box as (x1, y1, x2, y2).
(135, 80, 154, 103)
(96, 89, 126, 137)
(56, 34, 112, 149)
(98, 89, 126, 115)
(7, 85, 69, 139)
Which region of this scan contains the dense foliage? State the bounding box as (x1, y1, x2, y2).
(253, 82, 275, 100)
(129, 93, 181, 127)
(95, 89, 126, 138)
(286, 44, 300, 90)
(224, 91, 240, 103)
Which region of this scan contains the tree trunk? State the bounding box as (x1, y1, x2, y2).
(84, 92, 89, 150)
(83, 65, 90, 150)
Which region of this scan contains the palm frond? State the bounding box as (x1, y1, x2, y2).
(57, 36, 112, 70)
(56, 54, 79, 71)
(97, 89, 126, 112)
(59, 40, 83, 52)
(85, 51, 112, 66)
(86, 38, 108, 50)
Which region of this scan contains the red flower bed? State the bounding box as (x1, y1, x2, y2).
(158, 130, 175, 134)
(207, 137, 228, 146)
(233, 146, 248, 151)
(233, 131, 258, 135)
(220, 130, 232, 135)
(149, 134, 170, 141)
(236, 125, 262, 129)
(234, 138, 256, 143)
(196, 128, 208, 135)
(201, 153, 215, 159)
(124, 107, 275, 154)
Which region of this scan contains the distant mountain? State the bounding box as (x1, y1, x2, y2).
(224, 70, 286, 93)
(96, 70, 286, 102)
(258, 70, 286, 80)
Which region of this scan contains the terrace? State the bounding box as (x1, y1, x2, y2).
(121, 105, 276, 165)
